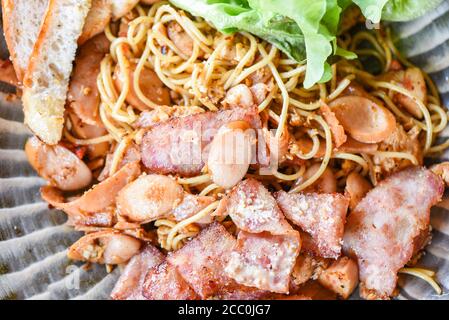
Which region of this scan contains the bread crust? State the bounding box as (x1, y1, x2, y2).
(2, 0, 22, 80)
(23, 0, 91, 144)
(23, 0, 57, 89)
(1, 0, 49, 82)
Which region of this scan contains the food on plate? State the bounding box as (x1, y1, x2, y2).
(3, 0, 449, 300)
(317, 256, 359, 299)
(276, 191, 349, 259)
(22, 0, 91, 144)
(342, 167, 444, 299)
(111, 244, 164, 300)
(1, 0, 49, 81)
(25, 136, 93, 191)
(79, 0, 112, 45)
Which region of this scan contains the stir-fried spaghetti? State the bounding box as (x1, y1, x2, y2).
(7, 0, 448, 301)
(4, 0, 442, 300)
(65, 1, 449, 255)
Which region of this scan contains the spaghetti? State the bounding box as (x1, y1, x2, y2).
(60, 2, 449, 291)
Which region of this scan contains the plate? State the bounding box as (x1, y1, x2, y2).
(1, 2, 449, 300)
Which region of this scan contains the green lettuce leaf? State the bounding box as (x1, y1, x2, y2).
(168, 0, 441, 88)
(248, 0, 334, 87)
(352, 0, 389, 23)
(169, 0, 347, 88)
(353, 0, 444, 23)
(169, 0, 307, 62)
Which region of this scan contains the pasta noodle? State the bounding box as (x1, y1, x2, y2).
(399, 268, 442, 295)
(62, 2, 449, 254)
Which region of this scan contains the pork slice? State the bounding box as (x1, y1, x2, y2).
(172, 193, 215, 224)
(142, 261, 198, 300)
(110, 244, 164, 300)
(342, 167, 444, 299)
(167, 222, 267, 299)
(225, 230, 301, 293)
(226, 178, 293, 235)
(141, 106, 262, 177)
(275, 191, 349, 259)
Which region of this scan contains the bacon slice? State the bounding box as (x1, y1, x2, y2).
(226, 178, 292, 235)
(142, 261, 198, 300)
(225, 230, 301, 293)
(111, 245, 164, 300)
(172, 193, 215, 223)
(167, 223, 267, 299)
(223, 179, 301, 293)
(135, 106, 205, 129)
(343, 167, 444, 299)
(141, 106, 262, 177)
(275, 191, 349, 259)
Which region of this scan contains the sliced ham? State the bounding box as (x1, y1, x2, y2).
(135, 106, 205, 129)
(217, 285, 270, 300)
(111, 244, 164, 300)
(167, 223, 268, 299)
(275, 191, 349, 259)
(297, 230, 322, 258)
(142, 261, 198, 300)
(225, 230, 301, 293)
(225, 178, 292, 235)
(223, 179, 301, 293)
(141, 106, 262, 177)
(343, 167, 444, 299)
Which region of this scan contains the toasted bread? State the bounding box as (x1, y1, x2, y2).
(22, 0, 91, 145)
(1, 0, 49, 81)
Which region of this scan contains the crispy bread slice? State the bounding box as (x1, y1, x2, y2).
(22, 0, 91, 144)
(1, 0, 49, 81)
